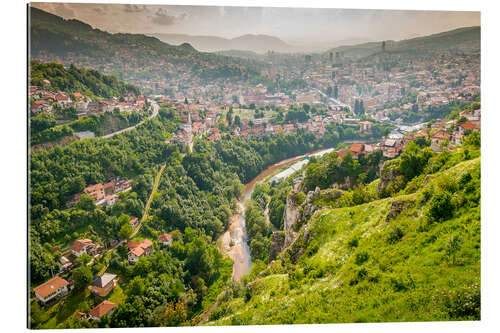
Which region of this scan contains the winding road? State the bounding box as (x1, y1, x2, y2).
(101, 100, 160, 139)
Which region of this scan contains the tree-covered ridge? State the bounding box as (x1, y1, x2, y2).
(30, 62, 140, 98)
(206, 132, 480, 324)
(29, 7, 264, 86)
(325, 26, 480, 58)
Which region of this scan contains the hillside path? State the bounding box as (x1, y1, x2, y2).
(101, 100, 159, 139)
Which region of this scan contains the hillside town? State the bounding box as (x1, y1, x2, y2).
(29, 81, 147, 119)
(27, 4, 482, 328)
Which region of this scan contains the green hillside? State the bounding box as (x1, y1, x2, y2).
(206, 141, 481, 324)
(30, 62, 140, 98)
(327, 26, 480, 57)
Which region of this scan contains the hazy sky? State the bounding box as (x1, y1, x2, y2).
(30, 2, 480, 44)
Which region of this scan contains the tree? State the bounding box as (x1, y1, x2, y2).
(427, 190, 453, 221)
(118, 214, 130, 226)
(77, 253, 92, 266)
(234, 115, 241, 127)
(464, 131, 480, 148)
(30, 240, 59, 284)
(164, 302, 187, 326)
(75, 194, 96, 212)
(119, 223, 134, 240)
(399, 142, 433, 182)
(72, 266, 93, 290)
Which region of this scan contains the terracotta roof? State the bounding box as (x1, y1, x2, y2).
(90, 273, 117, 288)
(71, 239, 94, 252)
(126, 241, 140, 249)
(460, 121, 480, 130)
(158, 234, 173, 242)
(89, 300, 116, 318)
(34, 276, 69, 299)
(351, 143, 365, 153)
(75, 312, 86, 319)
(32, 100, 45, 106)
(129, 246, 145, 257)
(140, 239, 153, 248)
(433, 131, 451, 140)
(127, 239, 152, 257)
(84, 184, 103, 193)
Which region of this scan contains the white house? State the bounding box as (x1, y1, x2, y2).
(33, 276, 69, 304)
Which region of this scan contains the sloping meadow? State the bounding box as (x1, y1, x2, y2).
(208, 156, 480, 324)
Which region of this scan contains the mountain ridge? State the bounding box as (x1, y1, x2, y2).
(151, 32, 293, 54)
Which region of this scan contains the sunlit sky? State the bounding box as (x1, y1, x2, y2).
(30, 2, 480, 44)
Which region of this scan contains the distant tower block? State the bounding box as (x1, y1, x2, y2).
(329, 52, 333, 62)
(382, 41, 386, 52)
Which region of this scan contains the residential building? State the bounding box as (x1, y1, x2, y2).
(158, 233, 173, 246)
(84, 184, 105, 201)
(71, 239, 95, 257)
(88, 273, 117, 297)
(127, 239, 153, 264)
(88, 300, 117, 321)
(33, 276, 70, 304)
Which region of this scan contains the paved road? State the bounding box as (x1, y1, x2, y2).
(101, 100, 159, 139)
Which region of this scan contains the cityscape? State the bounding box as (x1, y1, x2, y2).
(28, 3, 481, 329)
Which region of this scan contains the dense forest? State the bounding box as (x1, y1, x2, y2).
(30, 62, 141, 98)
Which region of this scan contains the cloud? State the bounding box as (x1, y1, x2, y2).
(151, 8, 187, 26)
(53, 3, 75, 18)
(123, 4, 147, 13)
(92, 6, 107, 15)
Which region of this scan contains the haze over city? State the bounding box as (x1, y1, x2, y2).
(31, 2, 479, 51)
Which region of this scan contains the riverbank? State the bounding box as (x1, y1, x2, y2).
(218, 147, 336, 280)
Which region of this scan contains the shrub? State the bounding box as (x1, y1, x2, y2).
(387, 226, 404, 244)
(292, 191, 306, 205)
(427, 191, 453, 222)
(354, 251, 370, 265)
(347, 235, 359, 249)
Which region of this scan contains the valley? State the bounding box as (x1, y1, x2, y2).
(27, 4, 481, 329)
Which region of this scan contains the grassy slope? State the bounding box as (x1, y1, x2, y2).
(207, 157, 480, 325)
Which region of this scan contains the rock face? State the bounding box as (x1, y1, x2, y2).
(377, 159, 403, 197)
(283, 190, 301, 248)
(386, 200, 414, 222)
(281, 184, 323, 264)
(268, 231, 285, 263)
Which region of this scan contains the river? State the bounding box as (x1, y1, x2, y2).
(218, 148, 334, 280)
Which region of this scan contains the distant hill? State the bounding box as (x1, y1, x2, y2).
(326, 26, 480, 58)
(216, 49, 267, 61)
(151, 33, 294, 54)
(30, 62, 141, 98)
(29, 7, 264, 90)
